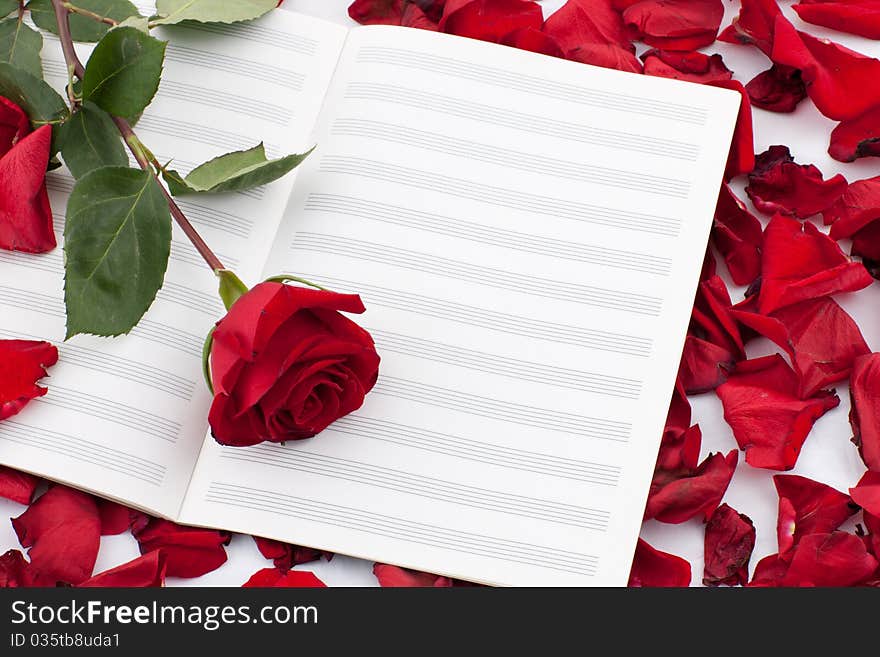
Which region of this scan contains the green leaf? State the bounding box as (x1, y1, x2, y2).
(164, 144, 313, 195)
(64, 166, 172, 338)
(0, 62, 68, 126)
(0, 1, 17, 19)
(82, 27, 165, 119)
(28, 0, 141, 43)
(0, 18, 42, 77)
(60, 102, 128, 178)
(153, 0, 277, 25)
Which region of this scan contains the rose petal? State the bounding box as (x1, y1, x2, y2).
(243, 568, 327, 587)
(373, 563, 455, 587)
(628, 538, 691, 587)
(793, 1, 880, 39)
(718, 0, 781, 55)
(439, 0, 544, 44)
(621, 0, 724, 51)
(703, 504, 756, 587)
(132, 517, 230, 578)
(829, 105, 880, 163)
(824, 175, 880, 240)
(253, 536, 330, 572)
(79, 551, 167, 587)
(0, 466, 40, 505)
(782, 531, 878, 586)
(0, 339, 58, 421)
(748, 553, 789, 586)
(96, 499, 138, 536)
(716, 354, 840, 470)
(0, 125, 55, 254)
(0, 96, 31, 160)
(746, 146, 848, 219)
(745, 65, 807, 113)
(849, 353, 880, 472)
(774, 474, 857, 556)
(11, 485, 100, 586)
(756, 214, 873, 315)
(713, 184, 763, 285)
(0, 549, 32, 588)
(642, 48, 733, 83)
(348, 0, 444, 25)
(851, 471, 880, 517)
(501, 26, 565, 57)
(707, 79, 755, 180)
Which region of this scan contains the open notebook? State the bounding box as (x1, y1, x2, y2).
(0, 10, 739, 586)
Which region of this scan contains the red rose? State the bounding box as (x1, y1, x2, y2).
(208, 282, 380, 447)
(0, 97, 55, 254)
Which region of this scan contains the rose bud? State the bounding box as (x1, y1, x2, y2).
(205, 272, 380, 447)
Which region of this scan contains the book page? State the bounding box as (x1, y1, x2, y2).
(181, 26, 740, 586)
(0, 11, 347, 517)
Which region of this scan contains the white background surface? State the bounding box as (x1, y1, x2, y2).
(2, 0, 879, 587)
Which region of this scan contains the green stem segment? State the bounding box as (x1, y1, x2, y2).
(63, 1, 118, 26)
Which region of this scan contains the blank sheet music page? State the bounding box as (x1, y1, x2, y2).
(181, 26, 740, 585)
(0, 12, 346, 517)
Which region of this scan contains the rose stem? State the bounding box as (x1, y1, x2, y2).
(50, 0, 225, 273)
(62, 2, 119, 27)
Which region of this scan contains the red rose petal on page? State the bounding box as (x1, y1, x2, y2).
(0, 549, 32, 588)
(716, 354, 840, 470)
(132, 517, 230, 578)
(11, 485, 100, 586)
(793, 1, 880, 39)
(850, 471, 880, 516)
(253, 536, 330, 572)
(850, 354, 880, 471)
(373, 563, 455, 587)
(713, 184, 763, 286)
(756, 214, 873, 315)
(703, 504, 756, 587)
(641, 49, 732, 83)
(79, 551, 167, 588)
(621, 0, 724, 51)
(628, 538, 691, 587)
(542, 0, 642, 73)
(0, 339, 58, 422)
(782, 531, 878, 586)
(501, 27, 565, 57)
(646, 446, 738, 523)
(771, 17, 880, 121)
(718, 0, 781, 55)
(0, 466, 40, 505)
(97, 499, 138, 536)
(773, 474, 857, 556)
(746, 65, 807, 113)
(829, 106, 880, 163)
(440, 0, 543, 44)
(707, 79, 755, 180)
(746, 145, 848, 219)
(243, 568, 327, 588)
(730, 297, 870, 398)
(748, 553, 789, 586)
(0, 125, 55, 254)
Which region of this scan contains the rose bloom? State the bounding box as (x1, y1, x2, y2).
(208, 282, 380, 446)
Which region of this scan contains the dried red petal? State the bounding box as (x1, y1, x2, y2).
(829, 106, 880, 163)
(500, 26, 565, 57)
(793, 1, 880, 39)
(707, 79, 755, 180)
(253, 536, 330, 572)
(782, 531, 878, 586)
(621, 0, 724, 51)
(850, 471, 880, 516)
(746, 145, 848, 219)
(373, 563, 454, 586)
(0, 466, 40, 505)
(718, 0, 781, 55)
(756, 214, 873, 315)
(11, 485, 100, 586)
(79, 551, 167, 587)
(703, 504, 756, 587)
(0, 339, 58, 421)
(713, 184, 763, 285)
(132, 517, 230, 578)
(440, 0, 543, 43)
(628, 538, 691, 587)
(731, 297, 870, 398)
(645, 447, 738, 523)
(771, 17, 880, 121)
(0, 549, 32, 588)
(849, 353, 880, 472)
(773, 474, 857, 556)
(243, 568, 327, 588)
(542, 0, 642, 73)
(746, 65, 807, 113)
(641, 49, 732, 83)
(716, 354, 840, 470)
